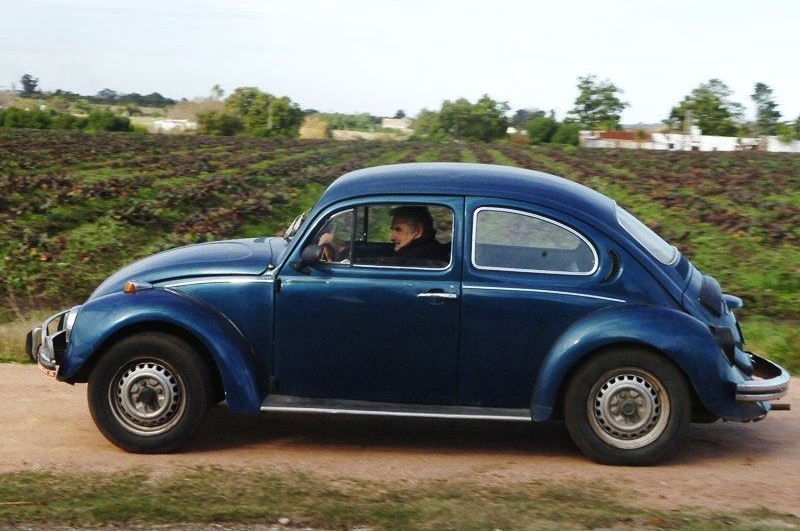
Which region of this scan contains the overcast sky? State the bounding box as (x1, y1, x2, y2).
(2, 0, 798, 124)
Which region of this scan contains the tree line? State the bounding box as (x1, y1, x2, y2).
(4, 73, 800, 144)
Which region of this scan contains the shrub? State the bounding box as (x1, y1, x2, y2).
(85, 109, 133, 132)
(551, 122, 582, 146)
(526, 116, 559, 144)
(197, 110, 245, 136)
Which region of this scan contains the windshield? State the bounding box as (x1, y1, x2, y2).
(283, 209, 309, 240)
(616, 206, 678, 265)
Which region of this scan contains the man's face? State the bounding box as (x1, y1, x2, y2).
(390, 217, 421, 251)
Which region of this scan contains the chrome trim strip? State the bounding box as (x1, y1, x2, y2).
(463, 284, 626, 303)
(260, 405, 531, 422)
(165, 277, 275, 288)
(417, 292, 458, 300)
(351, 262, 450, 271)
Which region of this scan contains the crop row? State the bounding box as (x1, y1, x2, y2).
(0, 129, 797, 322)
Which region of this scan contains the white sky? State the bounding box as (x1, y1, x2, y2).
(2, 0, 798, 124)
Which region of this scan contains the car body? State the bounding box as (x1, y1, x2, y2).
(27, 162, 790, 465)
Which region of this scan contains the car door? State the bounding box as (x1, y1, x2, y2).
(272, 197, 463, 405)
(458, 197, 625, 408)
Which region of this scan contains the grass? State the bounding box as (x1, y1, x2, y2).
(0, 311, 49, 363)
(0, 468, 796, 529)
(741, 316, 800, 372)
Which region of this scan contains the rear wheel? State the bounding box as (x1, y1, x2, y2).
(88, 332, 212, 453)
(564, 347, 691, 465)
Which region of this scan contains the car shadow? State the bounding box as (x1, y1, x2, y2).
(187, 405, 797, 466)
(189, 405, 581, 458)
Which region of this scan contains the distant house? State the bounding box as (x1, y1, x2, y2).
(380, 117, 413, 132)
(580, 128, 800, 153)
(152, 119, 197, 134)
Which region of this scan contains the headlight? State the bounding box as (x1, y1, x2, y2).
(64, 305, 81, 342)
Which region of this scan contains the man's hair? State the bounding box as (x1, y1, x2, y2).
(390, 206, 435, 236)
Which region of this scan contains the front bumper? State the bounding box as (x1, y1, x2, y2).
(735, 352, 791, 403)
(25, 307, 79, 378)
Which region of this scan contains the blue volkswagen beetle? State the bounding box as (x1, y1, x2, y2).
(27, 163, 790, 465)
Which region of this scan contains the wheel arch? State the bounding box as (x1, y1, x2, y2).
(549, 342, 709, 422)
(530, 304, 731, 422)
(61, 289, 266, 413)
(71, 321, 225, 403)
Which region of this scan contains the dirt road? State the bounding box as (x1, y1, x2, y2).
(2, 364, 798, 516)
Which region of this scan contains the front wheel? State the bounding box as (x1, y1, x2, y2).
(564, 347, 691, 466)
(88, 332, 212, 453)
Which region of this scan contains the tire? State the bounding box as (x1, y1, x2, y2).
(88, 332, 213, 453)
(564, 347, 691, 466)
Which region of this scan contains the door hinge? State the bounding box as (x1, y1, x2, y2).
(273, 278, 281, 293)
(269, 376, 279, 393)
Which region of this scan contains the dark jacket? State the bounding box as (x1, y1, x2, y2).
(391, 234, 450, 267)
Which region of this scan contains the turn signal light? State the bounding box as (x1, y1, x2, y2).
(124, 280, 153, 294)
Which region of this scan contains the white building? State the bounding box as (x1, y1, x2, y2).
(580, 129, 800, 153)
(380, 117, 413, 132)
(152, 119, 198, 134)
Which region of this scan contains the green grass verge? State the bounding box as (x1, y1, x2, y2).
(741, 316, 800, 373)
(0, 468, 796, 529)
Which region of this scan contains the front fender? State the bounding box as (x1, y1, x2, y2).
(61, 288, 265, 413)
(530, 305, 757, 422)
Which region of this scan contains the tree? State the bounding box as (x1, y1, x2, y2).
(393, 109, 406, 119)
(20, 74, 39, 96)
(751, 82, 781, 136)
(225, 87, 303, 138)
(567, 75, 628, 130)
(526, 116, 558, 144)
(411, 108, 444, 140)
(211, 84, 225, 100)
(667, 79, 744, 137)
(439, 94, 509, 142)
(511, 108, 546, 130)
(95, 88, 119, 102)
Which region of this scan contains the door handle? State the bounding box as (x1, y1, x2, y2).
(417, 292, 458, 300)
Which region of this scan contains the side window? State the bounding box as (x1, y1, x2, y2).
(310, 204, 453, 269)
(472, 207, 597, 274)
(314, 209, 355, 263)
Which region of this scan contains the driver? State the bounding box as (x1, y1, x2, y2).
(387, 206, 449, 266)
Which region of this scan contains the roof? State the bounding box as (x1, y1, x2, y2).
(318, 162, 617, 226)
(599, 131, 653, 141)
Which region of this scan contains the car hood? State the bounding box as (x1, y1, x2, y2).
(89, 237, 286, 300)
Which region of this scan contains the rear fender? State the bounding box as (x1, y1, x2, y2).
(530, 305, 742, 422)
(61, 288, 265, 413)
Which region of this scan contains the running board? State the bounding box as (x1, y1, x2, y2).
(260, 395, 532, 422)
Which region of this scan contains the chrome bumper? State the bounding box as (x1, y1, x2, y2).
(736, 352, 791, 403)
(25, 307, 78, 378)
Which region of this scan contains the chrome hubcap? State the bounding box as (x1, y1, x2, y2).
(589, 369, 670, 449)
(110, 360, 185, 436)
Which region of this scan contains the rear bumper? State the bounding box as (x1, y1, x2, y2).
(735, 352, 790, 403)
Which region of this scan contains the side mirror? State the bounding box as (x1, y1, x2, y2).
(290, 244, 324, 274)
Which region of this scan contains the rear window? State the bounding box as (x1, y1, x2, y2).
(616, 206, 678, 265)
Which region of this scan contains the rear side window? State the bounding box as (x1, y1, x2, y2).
(472, 207, 597, 274)
(616, 206, 678, 265)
